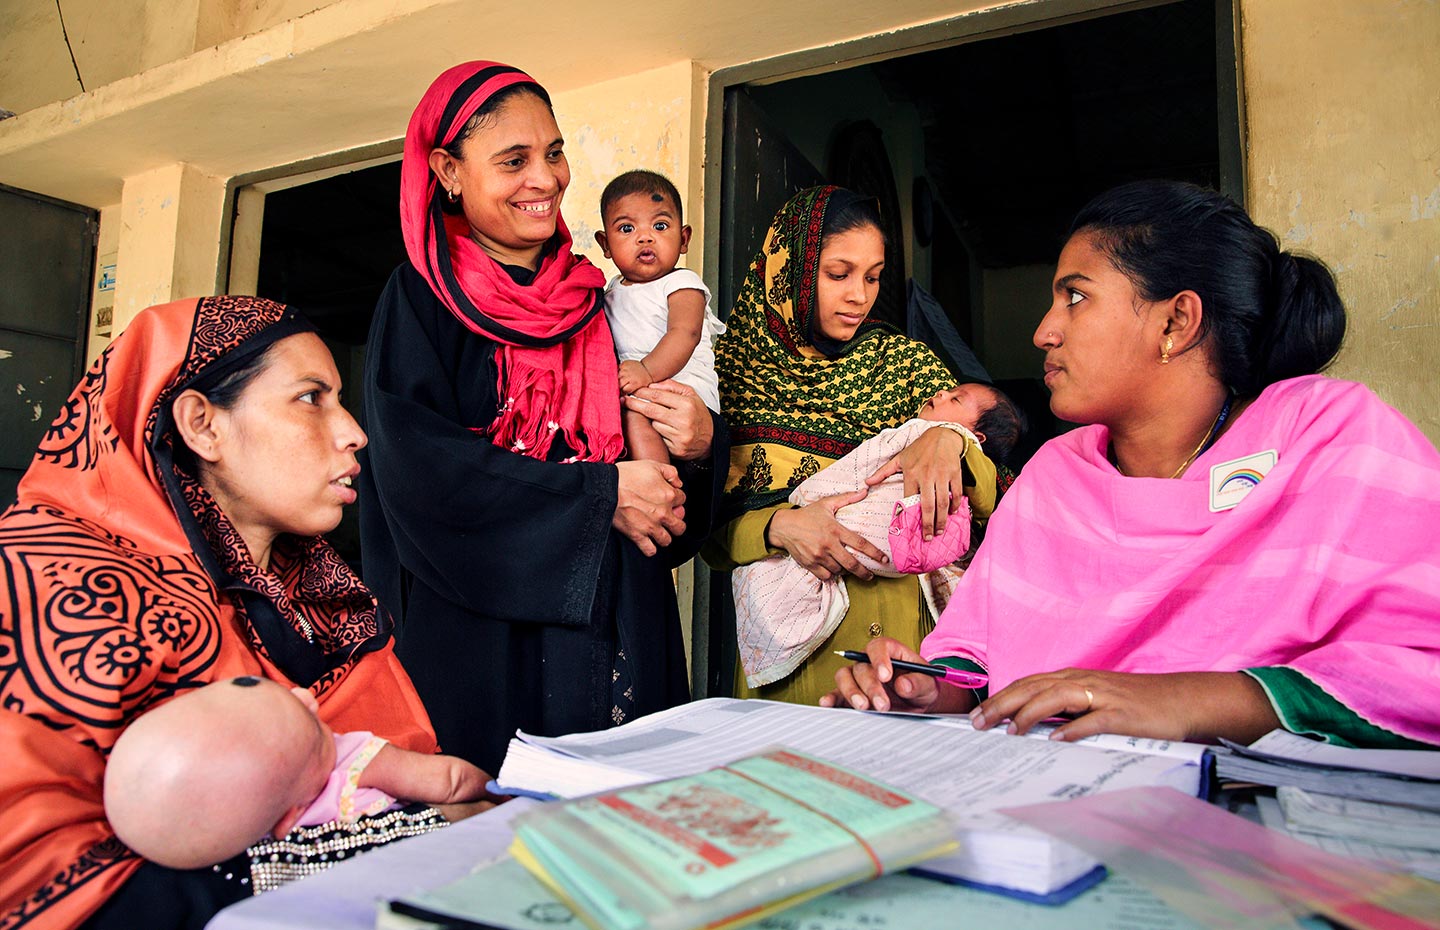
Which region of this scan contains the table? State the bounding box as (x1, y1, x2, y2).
(206, 800, 538, 930)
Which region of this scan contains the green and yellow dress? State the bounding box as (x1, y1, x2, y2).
(705, 186, 994, 705)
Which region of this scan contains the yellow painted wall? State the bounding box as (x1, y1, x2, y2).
(0, 0, 200, 111)
(194, 0, 341, 50)
(1240, 0, 1440, 440)
(551, 62, 699, 280)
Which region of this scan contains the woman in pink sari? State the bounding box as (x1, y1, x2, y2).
(828, 180, 1440, 749)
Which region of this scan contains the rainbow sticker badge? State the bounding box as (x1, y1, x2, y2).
(1209, 450, 1278, 512)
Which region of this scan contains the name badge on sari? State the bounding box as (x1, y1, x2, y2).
(1209, 450, 1278, 512)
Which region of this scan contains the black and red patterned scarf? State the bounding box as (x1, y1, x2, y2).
(0, 296, 435, 930)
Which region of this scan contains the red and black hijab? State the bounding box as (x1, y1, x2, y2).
(400, 60, 622, 463)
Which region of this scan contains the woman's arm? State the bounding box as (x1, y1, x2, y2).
(864, 427, 973, 540)
(622, 380, 728, 567)
(765, 493, 888, 581)
(970, 669, 1281, 744)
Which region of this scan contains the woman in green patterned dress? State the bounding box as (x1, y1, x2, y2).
(706, 186, 996, 705)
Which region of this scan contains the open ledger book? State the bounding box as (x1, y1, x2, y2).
(495, 698, 1209, 899)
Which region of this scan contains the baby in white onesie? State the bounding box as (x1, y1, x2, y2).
(595, 170, 726, 463)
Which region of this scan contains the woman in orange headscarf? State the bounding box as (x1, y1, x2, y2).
(0, 296, 454, 930)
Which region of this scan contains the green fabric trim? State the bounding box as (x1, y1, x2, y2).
(931, 656, 989, 702)
(1244, 667, 1434, 750)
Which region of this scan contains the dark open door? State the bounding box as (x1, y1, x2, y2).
(0, 184, 97, 507)
(716, 89, 826, 320)
(698, 89, 825, 698)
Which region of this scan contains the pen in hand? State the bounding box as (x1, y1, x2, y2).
(834, 650, 988, 689)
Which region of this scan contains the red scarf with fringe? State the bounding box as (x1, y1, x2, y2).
(399, 60, 622, 463)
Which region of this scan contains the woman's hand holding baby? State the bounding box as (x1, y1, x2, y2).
(766, 491, 888, 582)
(624, 380, 714, 461)
(866, 427, 969, 540)
(429, 757, 511, 822)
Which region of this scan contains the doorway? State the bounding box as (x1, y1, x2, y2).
(0, 184, 97, 507)
(699, 0, 1242, 696)
(244, 159, 405, 569)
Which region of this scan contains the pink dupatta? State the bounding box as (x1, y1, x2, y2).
(923, 375, 1440, 745)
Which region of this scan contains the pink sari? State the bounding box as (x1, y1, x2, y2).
(923, 375, 1440, 745)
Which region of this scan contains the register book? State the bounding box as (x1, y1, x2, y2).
(508, 749, 955, 930)
(495, 698, 1209, 899)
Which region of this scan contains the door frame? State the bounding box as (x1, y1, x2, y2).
(691, 0, 1245, 696)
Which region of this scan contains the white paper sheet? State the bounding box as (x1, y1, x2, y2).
(1243, 730, 1440, 780)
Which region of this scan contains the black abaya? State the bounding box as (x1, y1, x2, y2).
(358, 263, 727, 772)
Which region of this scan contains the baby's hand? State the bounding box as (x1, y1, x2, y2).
(618, 360, 653, 395)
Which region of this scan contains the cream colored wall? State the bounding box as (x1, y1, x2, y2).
(551, 62, 698, 280)
(1240, 0, 1439, 442)
(1, 0, 200, 111)
(0, 0, 339, 113)
(113, 163, 227, 332)
(194, 0, 341, 49)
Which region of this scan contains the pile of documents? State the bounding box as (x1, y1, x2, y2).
(494, 697, 1211, 900)
(504, 749, 955, 930)
(1214, 729, 1440, 881)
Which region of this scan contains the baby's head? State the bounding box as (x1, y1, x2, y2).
(104, 676, 336, 868)
(595, 170, 691, 284)
(920, 383, 1026, 465)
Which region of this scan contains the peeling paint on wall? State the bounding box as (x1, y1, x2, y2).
(1411, 185, 1440, 221)
(1380, 296, 1431, 330)
(1284, 191, 1313, 244)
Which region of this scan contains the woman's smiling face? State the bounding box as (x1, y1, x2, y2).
(442, 91, 569, 268)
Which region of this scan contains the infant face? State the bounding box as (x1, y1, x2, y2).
(919, 384, 995, 428)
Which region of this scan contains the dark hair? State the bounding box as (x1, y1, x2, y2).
(821, 189, 885, 249)
(973, 387, 1027, 467)
(600, 170, 684, 225)
(442, 82, 554, 160)
(1070, 180, 1345, 396)
(168, 342, 280, 473)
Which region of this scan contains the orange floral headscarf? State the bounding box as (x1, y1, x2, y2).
(0, 297, 436, 930)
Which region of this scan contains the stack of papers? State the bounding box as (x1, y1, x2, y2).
(495, 698, 1210, 899)
(1216, 729, 1440, 881)
(506, 749, 956, 930)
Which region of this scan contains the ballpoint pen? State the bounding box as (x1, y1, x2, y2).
(834, 650, 988, 689)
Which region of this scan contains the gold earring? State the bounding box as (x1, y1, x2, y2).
(1160, 335, 1174, 364)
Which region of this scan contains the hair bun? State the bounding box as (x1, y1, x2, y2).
(1259, 249, 1345, 385)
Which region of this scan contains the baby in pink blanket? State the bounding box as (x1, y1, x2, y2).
(104, 676, 493, 869)
(733, 383, 1021, 688)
